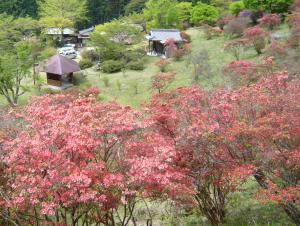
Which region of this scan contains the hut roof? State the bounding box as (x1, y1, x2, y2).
(79, 27, 95, 36)
(146, 29, 182, 42)
(46, 28, 75, 35)
(42, 54, 80, 75)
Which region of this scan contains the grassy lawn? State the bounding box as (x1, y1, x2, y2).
(0, 24, 289, 108)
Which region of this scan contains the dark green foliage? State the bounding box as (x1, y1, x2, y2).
(125, 0, 147, 15)
(0, 0, 38, 18)
(243, 0, 294, 13)
(79, 58, 94, 70)
(127, 61, 144, 70)
(84, 0, 131, 27)
(190, 3, 220, 25)
(101, 60, 125, 73)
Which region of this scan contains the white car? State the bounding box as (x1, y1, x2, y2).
(58, 47, 77, 59)
(63, 50, 77, 59)
(63, 43, 76, 48)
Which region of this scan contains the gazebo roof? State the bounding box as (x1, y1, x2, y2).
(42, 54, 80, 75)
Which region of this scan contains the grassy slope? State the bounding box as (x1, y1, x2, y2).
(0, 24, 288, 108)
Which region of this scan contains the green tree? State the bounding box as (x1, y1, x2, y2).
(143, 0, 180, 29)
(90, 20, 142, 61)
(243, 0, 293, 13)
(0, 0, 38, 18)
(176, 2, 193, 23)
(190, 3, 220, 25)
(229, 1, 245, 16)
(0, 41, 33, 106)
(0, 14, 40, 51)
(39, 0, 87, 28)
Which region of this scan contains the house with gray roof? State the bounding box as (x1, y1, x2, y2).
(146, 29, 183, 56)
(78, 27, 95, 47)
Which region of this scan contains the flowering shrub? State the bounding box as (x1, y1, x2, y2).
(151, 71, 176, 93)
(239, 9, 251, 17)
(224, 60, 257, 86)
(259, 14, 281, 30)
(266, 41, 287, 58)
(155, 59, 170, 72)
(85, 86, 101, 97)
(243, 26, 267, 54)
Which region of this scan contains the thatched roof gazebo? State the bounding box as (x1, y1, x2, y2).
(41, 54, 80, 89)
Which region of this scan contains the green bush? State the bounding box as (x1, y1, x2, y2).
(127, 61, 144, 70)
(190, 3, 220, 25)
(80, 48, 100, 62)
(101, 60, 124, 73)
(123, 49, 145, 63)
(79, 58, 93, 70)
(102, 77, 110, 87)
(73, 72, 88, 85)
(229, 1, 245, 16)
(243, 0, 293, 14)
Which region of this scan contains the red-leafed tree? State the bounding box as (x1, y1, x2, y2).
(145, 87, 255, 226)
(243, 26, 268, 54)
(259, 14, 281, 30)
(2, 90, 192, 226)
(151, 71, 176, 93)
(210, 72, 300, 224)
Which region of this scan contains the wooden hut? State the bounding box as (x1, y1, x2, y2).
(146, 29, 183, 56)
(41, 54, 80, 89)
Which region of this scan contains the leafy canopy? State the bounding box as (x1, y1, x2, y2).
(143, 0, 180, 29)
(190, 3, 220, 25)
(243, 0, 294, 13)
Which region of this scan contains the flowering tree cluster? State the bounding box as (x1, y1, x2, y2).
(2, 91, 188, 226)
(1, 69, 300, 225)
(223, 57, 275, 87)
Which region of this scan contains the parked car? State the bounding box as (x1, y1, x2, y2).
(63, 43, 76, 48)
(63, 50, 77, 59)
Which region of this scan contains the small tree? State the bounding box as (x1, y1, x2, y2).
(190, 3, 220, 26)
(151, 71, 176, 93)
(0, 41, 33, 106)
(190, 49, 211, 82)
(155, 59, 170, 72)
(259, 14, 281, 30)
(243, 26, 267, 54)
(224, 38, 248, 60)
